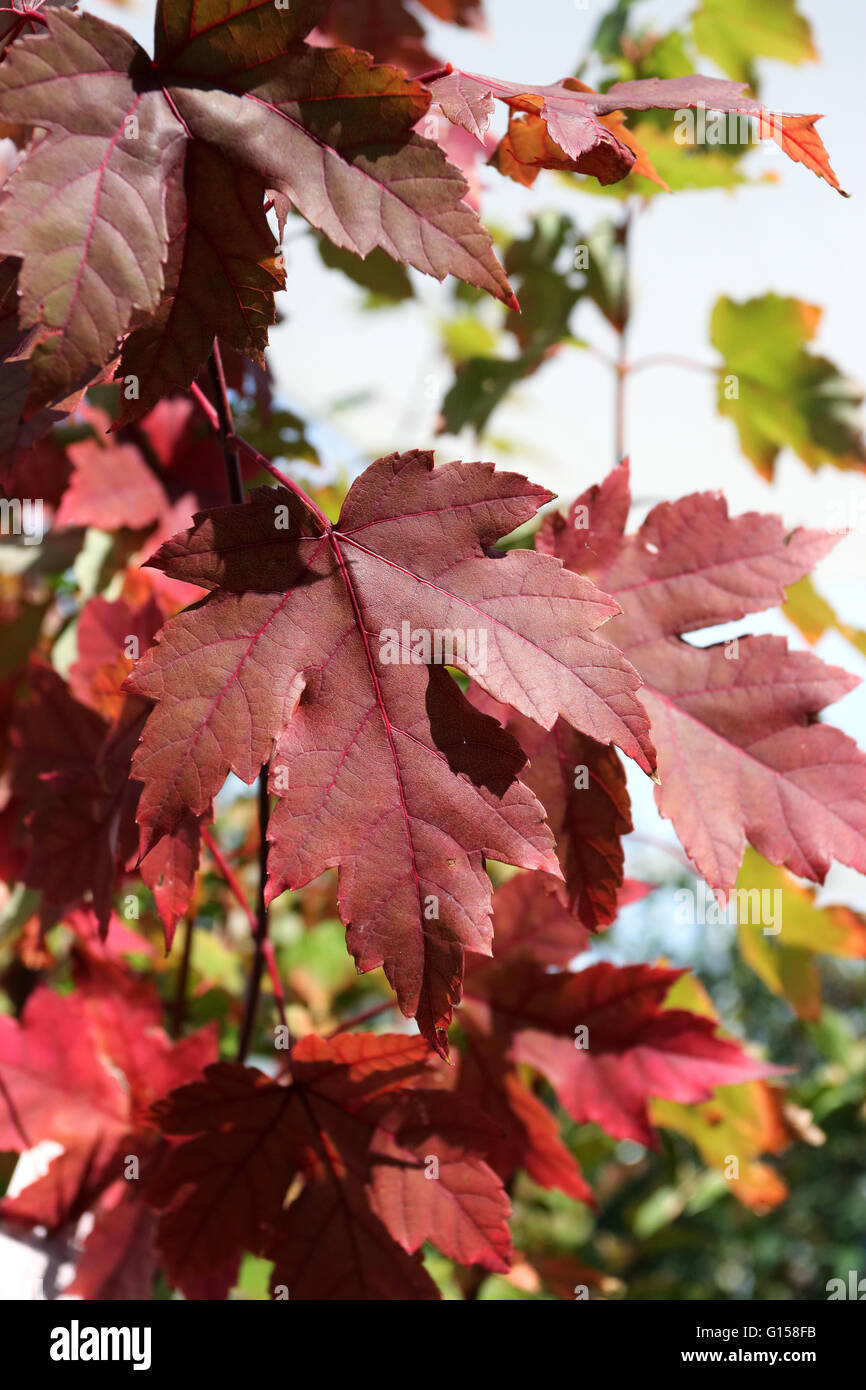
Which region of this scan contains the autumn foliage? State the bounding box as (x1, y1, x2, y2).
(0, 0, 863, 1302)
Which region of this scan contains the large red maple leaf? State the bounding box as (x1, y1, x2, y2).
(127, 450, 656, 1051)
(538, 462, 866, 892)
(149, 1032, 510, 1300)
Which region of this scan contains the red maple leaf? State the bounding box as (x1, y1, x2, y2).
(465, 957, 781, 1147)
(0, 6, 514, 413)
(149, 1032, 510, 1300)
(9, 663, 142, 932)
(127, 450, 656, 1051)
(538, 462, 866, 891)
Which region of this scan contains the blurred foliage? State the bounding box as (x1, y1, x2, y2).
(710, 294, 866, 477)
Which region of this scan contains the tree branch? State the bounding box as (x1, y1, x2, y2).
(170, 914, 194, 1039)
(236, 774, 275, 1063)
(201, 344, 283, 1062)
(326, 1000, 398, 1037)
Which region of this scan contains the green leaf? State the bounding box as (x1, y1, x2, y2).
(784, 576, 866, 660)
(314, 234, 414, 303)
(439, 356, 534, 435)
(692, 0, 816, 86)
(711, 294, 866, 476)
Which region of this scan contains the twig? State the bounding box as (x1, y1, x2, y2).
(227, 432, 331, 532)
(201, 344, 284, 1061)
(189, 380, 220, 431)
(170, 914, 194, 1039)
(628, 354, 718, 375)
(201, 825, 288, 1034)
(327, 1000, 398, 1037)
(613, 208, 632, 466)
(236, 775, 277, 1062)
(415, 63, 453, 84)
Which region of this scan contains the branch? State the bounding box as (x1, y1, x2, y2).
(227, 432, 332, 533)
(189, 379, 219, 431)
(189, 369, 332, 534)
(415, 63, 453, 84)
(628, 354, 719, 376)
(201, 823, 289, 1039)
(236, 775, 279, 1063)
(613, 207, 632, 467)
(170, 914, 194, 1039)
(326, 1000, 399, 1037)
(199, 346, 287, 1060)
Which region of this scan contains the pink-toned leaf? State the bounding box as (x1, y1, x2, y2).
(538, 463, 866, 891)
(128, 452, 655, 1049)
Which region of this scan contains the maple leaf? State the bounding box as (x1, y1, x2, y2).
(315, 1, 438, 76)
(649, 971, 796, 1213)
(0, 0, 71, 57)
(692, 0, 816, 86)
(64, 1194, 159, 1301)
(466, 959, 781, 1146)
(0, 12, 186, 410)
(366, 1089, 512, 1272)
(0, 6, 514, 414)
(68, 595, 164, 721)
(8, 645, 200, 942)
(429, 68, 844, 192)
(472, 871, 649, 975)
(734, 849, 866, 1021)
(452, 877, 662, 1193)
(149, 1032, 510, 1299)
(490, 91, 669, 192)
(114, 143, 285, 428)
(0, 256, 82, 464)
(127, 451, 656, 1050)
(70, 593, 205, 939)
(538, 462, 866, 893)
(0, 986, 126, 1158)
(55, 435, 169, 533)
(654, 1086, 791, 1214)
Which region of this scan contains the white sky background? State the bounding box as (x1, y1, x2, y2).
(92, 0, 866, 906)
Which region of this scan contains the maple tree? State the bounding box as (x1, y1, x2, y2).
(0, 0, 863, 1305)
